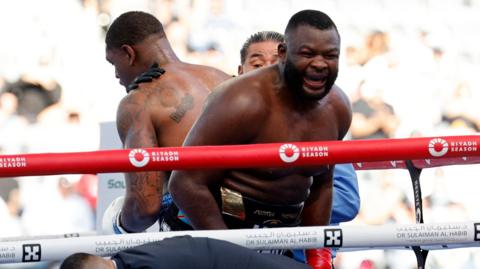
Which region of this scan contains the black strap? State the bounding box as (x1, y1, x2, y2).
(406, 160, 424, 224)
(405, 160, 428, 269)
(412, 246, 429, 269)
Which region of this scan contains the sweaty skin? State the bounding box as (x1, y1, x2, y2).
(239, 36, 359, 226)
(107, 31, 230, 232)
(238, 32, 359, 266)
(169, 25, 352, 230)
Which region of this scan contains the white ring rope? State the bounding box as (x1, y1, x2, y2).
(0, 221, 478, 263)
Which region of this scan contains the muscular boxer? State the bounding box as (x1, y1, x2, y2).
(102, 11, 230, 234)
(238, 30, 360, 265)
(169, 10, 352, 269)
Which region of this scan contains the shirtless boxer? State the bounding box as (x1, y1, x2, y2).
(102, 11, 230, 234)
(238, 30, 360, 265)
(169, 10, 352, 269)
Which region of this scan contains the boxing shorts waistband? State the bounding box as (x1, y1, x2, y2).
(220, 187, 304, 228)
(159, 187, 304, 231)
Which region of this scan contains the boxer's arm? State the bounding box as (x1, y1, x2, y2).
(301, 169, 334, 269)
(331, 163, 360, 224)
(301, 168, 334, 226)
(169, 85, 266, 230)
(331, 85, 353, 140)
(116, 94, 165, 232)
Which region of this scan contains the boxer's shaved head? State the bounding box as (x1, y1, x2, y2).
(106, 11, 166, 50)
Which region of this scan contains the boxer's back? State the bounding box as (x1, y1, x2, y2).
(121, 62, 230, 148)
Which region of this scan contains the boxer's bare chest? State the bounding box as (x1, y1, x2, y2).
(221, 98, 338, 204)
(255, 97, 339, 152)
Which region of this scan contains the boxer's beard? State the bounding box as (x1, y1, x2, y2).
(283, 58, 304, 96)
(324, 69, 338, 97)
(283, 57, 337, 100)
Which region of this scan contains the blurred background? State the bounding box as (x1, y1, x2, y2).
(0, 0, 479, 268)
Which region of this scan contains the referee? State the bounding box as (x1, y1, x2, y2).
(60, 236, 310, 269)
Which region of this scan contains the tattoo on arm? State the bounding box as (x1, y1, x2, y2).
(118, 92, 160, 147)
(129, 172, 163, 204)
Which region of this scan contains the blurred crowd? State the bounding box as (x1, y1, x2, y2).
(0, 0, 480, 268)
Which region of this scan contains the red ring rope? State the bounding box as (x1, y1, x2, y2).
(0, 135, 478, 177)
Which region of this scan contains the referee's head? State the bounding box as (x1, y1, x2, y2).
(60, 253, 114, 269)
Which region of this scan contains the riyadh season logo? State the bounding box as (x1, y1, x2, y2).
(428, 138, 448, 157)
(129, 149, 150, 167)
(279, 144, 300, 163)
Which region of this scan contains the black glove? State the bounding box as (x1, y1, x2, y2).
(127, 63, 166, 93)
